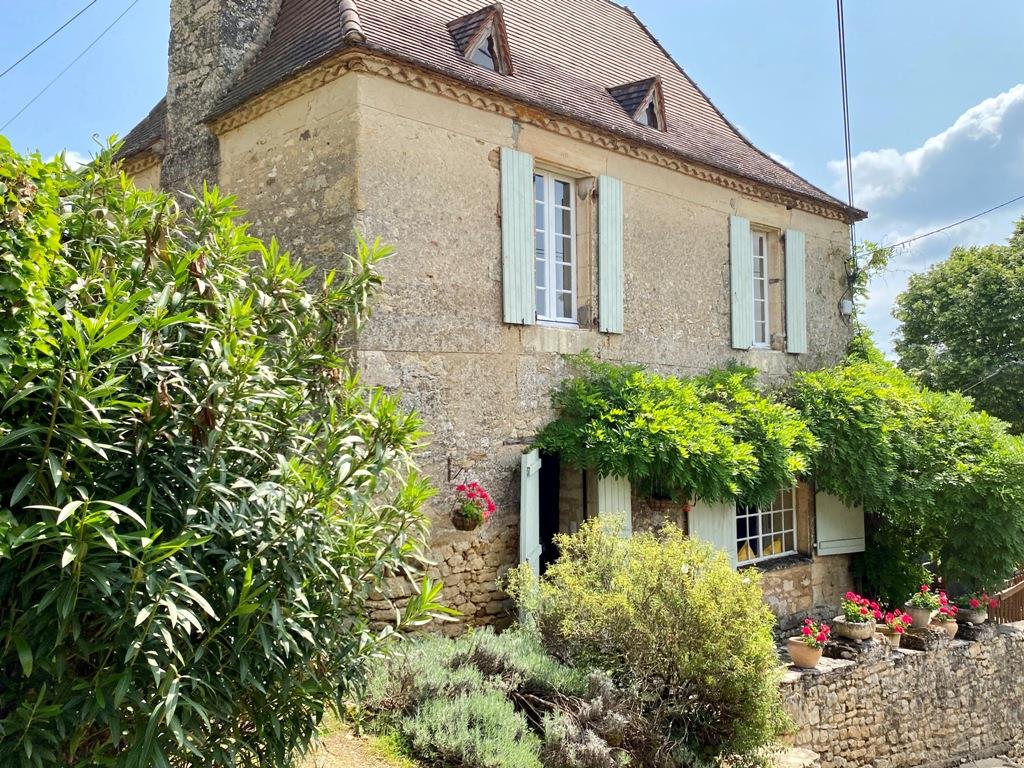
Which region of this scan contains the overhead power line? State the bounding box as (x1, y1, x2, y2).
(836, 0, 856, 245)
(0, 0, 101, 82)
(1, 0, 140, 132)
(884, 192, 1024, 252)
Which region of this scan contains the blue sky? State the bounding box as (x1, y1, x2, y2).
(3, 0, 1023, 351)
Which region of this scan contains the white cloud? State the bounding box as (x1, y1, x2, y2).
(768, 151, 795, 169)
(828, 84, 1024, 354)
(57, 150, 90, 169)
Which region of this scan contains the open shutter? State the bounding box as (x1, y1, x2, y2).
(598, 175, 624, 333)
(815, 492, 865, 555)
(730, 215, 754, 350)
(597, 475, 632, 537)
(501, 147, 535, 325)
(520, 450, 543, 573)
(689, 498, 738, 568)
(785, 229, 808, 354)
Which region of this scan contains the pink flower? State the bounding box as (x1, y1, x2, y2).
(920, 584, 930, 593)
(989, 598, 1001, 609)
(816, 632, 827, 643)
(969, 598, 981, 609)
(860, 606, 869, 616)
(845, 591, 856, 601)
(802, 625, 813, 636)
(902, 613, 912, 624)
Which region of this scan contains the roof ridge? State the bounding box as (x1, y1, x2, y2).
(340, 0, 366, 42)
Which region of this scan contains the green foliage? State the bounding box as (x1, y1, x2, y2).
(506, 519, 787, 766)
(895, 226, 1024, 433)
(357, 627, 654, 768)
(0, 143, 447, 766)
(787, 341, 1024, 593)
(534, 354, 816, 507)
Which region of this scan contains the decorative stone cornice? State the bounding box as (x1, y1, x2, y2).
(208, 51, 856, 223)
(121, 151, 161, 177)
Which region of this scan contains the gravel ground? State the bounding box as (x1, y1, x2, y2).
(297, 722, 415, 768)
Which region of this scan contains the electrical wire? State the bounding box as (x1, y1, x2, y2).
(836, 0, 856, 244)
(0, 0, 101, 82)
(1, 0, 141, 133)
(883, 192, 1024, 252)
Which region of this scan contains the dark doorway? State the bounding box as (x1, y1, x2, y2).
(538, 451, 561, 573)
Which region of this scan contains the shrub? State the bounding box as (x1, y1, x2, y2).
(357, 627, 659, 768)
(0, 143, 446, 766)
(506, 518, 787, 765)
(534, 355, 815, 507)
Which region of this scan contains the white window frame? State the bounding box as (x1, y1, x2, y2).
(736, 487, 797, 566)
(534, 171, 577, 325)
(752, 229, 770, 348)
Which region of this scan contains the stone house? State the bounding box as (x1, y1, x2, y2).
(118, 0, 869, 630)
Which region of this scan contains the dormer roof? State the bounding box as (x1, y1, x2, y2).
(608, 77, 666, 131)
(448, 4, 513, 74)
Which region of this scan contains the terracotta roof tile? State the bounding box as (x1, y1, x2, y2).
(608, 77, 658, 118)
(120, 0, 865, 219)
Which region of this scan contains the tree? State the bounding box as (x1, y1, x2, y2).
(0, 140, 446, 767)
(894, 221, 1024, 432)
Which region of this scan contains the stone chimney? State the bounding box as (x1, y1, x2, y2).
(161, 0, 279, 194)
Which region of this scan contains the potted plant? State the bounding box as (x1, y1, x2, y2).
(904, 584, 940, 629)
(931, 592, 959, 637)
(788, 619, 831, 669)
(833, 591, 880, 640)
(877, 610, 912, 648)
(955, 591, 999, 624)
(451, 481, 496, 531)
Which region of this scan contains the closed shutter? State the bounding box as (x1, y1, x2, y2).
(520, 450, 543, 573)
(598, 175, 624, 334)
(689, 498, 739, 568)
(501, 147, 535, 325)
(597, 474, 632, 537)
(730, 215, 754, 350)
(785, 229, 808, 354)
(815, 492, 865, 555)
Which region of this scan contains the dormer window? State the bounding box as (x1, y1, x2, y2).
(469, 31, 500, 71)
(448, 4, 513, 75)
(609, 77, 667, 132)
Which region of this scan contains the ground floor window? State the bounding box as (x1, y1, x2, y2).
(736, 487, 796, 565)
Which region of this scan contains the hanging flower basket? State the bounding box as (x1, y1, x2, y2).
(451, 481, 496, 532)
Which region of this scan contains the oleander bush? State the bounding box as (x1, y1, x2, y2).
(0, 141, 446, 767)
(506, 518, 786, 767)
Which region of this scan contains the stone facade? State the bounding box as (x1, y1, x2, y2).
(782, 623, 1024, 768)
(129, 43, 857, 627)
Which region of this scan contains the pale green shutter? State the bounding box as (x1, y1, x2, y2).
(730, 215, 754, 349)
(520, 450, 543, 573)
(598, 175, 624, 333)
(785, 229, 808, 354)
(815, 492, 865, 555)
(597, 475, 632, 537)
(689, 499, 738, 568)
(501, 147, 535, 325)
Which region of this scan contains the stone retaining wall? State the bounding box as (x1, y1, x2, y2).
(781, 623, 1024, 768)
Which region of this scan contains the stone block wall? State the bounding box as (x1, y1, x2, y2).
(782, 624, 1024, 768)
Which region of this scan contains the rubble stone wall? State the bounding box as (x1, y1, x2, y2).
(782, 624, 1024, 768)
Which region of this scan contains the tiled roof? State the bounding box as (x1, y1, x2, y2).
(116, 98, 165, 160)
(120, 0, 865, 219)
(447, 5, 497, 54)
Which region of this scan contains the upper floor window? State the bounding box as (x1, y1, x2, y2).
(737, 487, 797, 565)
(752, 230, 770, 347)
(469, 31, 500, 71)
(534, 171, 576, 324)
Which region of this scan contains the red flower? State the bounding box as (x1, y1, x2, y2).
(802, 625, 813, 636)
(845, 591, 856, 601)
(989, 598, 1001, 609)
(920, 584, 930, 593)
(902, 613, 912, 624)
(860, 606, 869, 616)
(969, 598, 981, 609)
(815, 631, 827, 643)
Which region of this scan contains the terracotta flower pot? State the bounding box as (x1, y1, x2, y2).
(833, 618, 877, 641)
(451, 510, 480, 531)
(903, 605, 935, 629)
(787, 637, 823, 669)
(877, 629, 902, 648)
(957, 608, 988, 625)
(934, 621, 958, 638)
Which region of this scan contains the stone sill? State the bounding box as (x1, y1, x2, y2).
(739, 553, 813, 574)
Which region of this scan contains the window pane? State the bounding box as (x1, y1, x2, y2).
(784, 532, 795, 552)
(471, 34, 498, 70)
(772, 511, 784, 532)
(535, 258, 545, 288)
(535, 231, 545, 258)
(737, 517, 748, 539)
(534, 175, 545, 201)
(555, 180, 571, 208)
(559, 208, 572, 236)
(536, 286, 546, 312)
(558, 292, 573, 319)
(558, 264, 573, 292)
